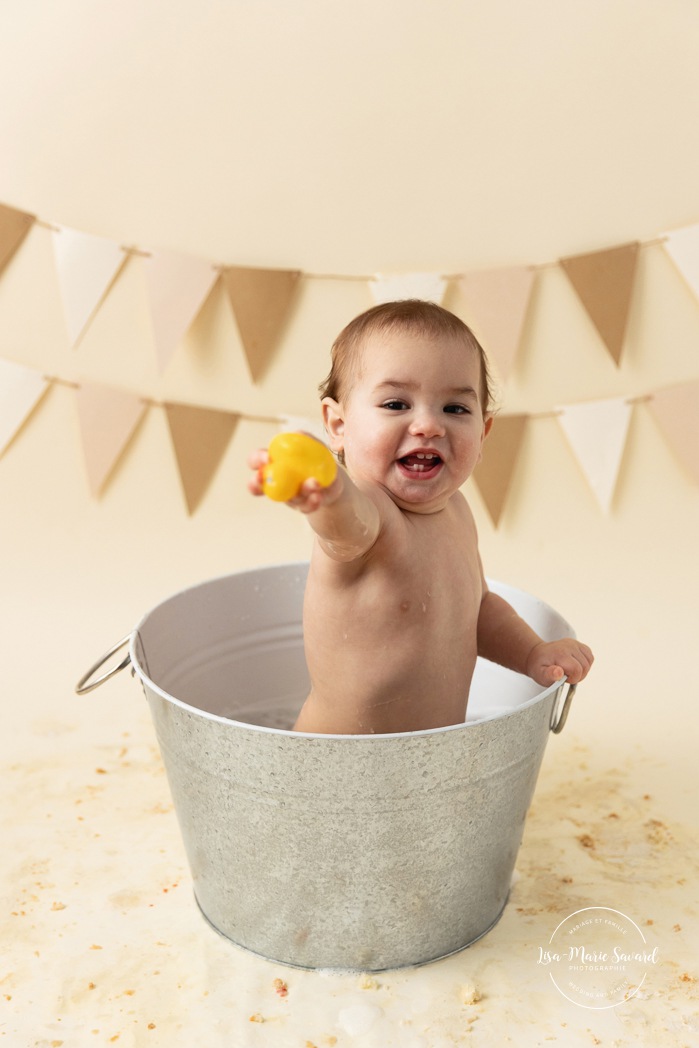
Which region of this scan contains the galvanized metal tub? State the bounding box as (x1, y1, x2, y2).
(77, 561, 578, 972)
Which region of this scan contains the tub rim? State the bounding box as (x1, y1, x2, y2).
(127, 560, 571, 742)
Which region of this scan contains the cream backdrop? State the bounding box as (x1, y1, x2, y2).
(1, 2, 698, 1044)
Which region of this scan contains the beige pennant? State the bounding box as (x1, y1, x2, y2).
(0, 358, 49, 455)
(557, 397, 633, 512)
(472, 414, 528, 526)
(164, 402, 239, 514)
(369, 272, 448, 305)
(75, 382, 146, 495)
(663, 222, 699, 302)
(0, 203, 35, 278)
(560, 242, 640, 365)
(52, 226, 128, 346)
(458, 267, 535, 381)
(145, 250, 220, 372)
(647, 382, 699, 485)
(221, 265, 301, 383)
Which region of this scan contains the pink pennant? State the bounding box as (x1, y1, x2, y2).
(647, 382, 699, 485)
(75, 382, 147, 495)
(458, 267, 535, 381)
(145, 250, 219, 372)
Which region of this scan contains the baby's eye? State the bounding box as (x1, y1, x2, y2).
(444, 404, 470, 415)
(382, 399, 409, 411)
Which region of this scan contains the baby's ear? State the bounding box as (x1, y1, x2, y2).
(477, 415, 494, 463)
(321, 397, 345, 454)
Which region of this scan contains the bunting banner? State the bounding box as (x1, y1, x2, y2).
(221, 265, 301, 383)
(647, 381, 699, 485)
(663, 222, 699, 303)
(0, 202, 35, 278)
(164, 402, 239, 514)
(559, 242, 640, 366)
(75, 382, 147, 495)
(145, 250, 220, 373)
(52, 226, 128, 346)
(471, 414, 528, 526)
(1, 199, 699, 521)
(556, 397, 633, 512)
(369, 272, 447, 306)
(458, 266, 536, 381)
(0, 358, 49, 456)
(1, 196, 699, 390)
(1, 353, 698, 519)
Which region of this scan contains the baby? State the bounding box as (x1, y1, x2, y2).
(248, 300, 593, 734)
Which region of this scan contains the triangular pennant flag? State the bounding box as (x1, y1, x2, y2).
(663, 222, 699, 302)
(0, 203, 35, 278)
(52, 226, 128, 346)
(560, 242, 640, 365)
(556, 397, 633, 512)
(145, 250, 220, 372)
(647, 381, 699, 485)
(221, 265, 301, 383)
(369, 272, 447, 305)
(75, 382, 147, 495)
(458, 267, 535, 381)
(164, 402, 239, 514)
(0, 358, 49, 455)
(472, 414, 528, 526)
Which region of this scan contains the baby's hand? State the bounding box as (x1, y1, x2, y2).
(247, 446, 269, 497)
(247, 433, 340, 513)
(525, 638, 594, 687)
(287, 474, 343, 515)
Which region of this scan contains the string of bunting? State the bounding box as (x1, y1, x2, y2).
(0, 356, 697, 520)
(2, 199, 699, 378)
(1, 200, 699, 520)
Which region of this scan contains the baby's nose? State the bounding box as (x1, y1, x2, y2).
(409, 409, 445, 438)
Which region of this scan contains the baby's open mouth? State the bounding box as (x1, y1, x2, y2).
(398, 453, 442, 473)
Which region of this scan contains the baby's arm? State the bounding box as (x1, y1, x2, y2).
(477, 588, 593, 686)
(248, 443, 381, 561)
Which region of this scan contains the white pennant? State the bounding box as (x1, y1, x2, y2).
(0, 359, 49, 455)
(277, 414, 327, 443)
(556, 397, 633, 512)
(144, 250, 219, 372)
(369, 272, 447, 305)
(663, 222, 699, 302)
(52, 226, 127, 346)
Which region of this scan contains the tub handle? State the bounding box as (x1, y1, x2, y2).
(550, 682, 576, 734)
(75, 635, 132, 695)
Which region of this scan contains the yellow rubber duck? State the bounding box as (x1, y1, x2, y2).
(260, 432, 337, 502)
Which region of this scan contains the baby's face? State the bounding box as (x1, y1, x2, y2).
(324, 328, 491, 513)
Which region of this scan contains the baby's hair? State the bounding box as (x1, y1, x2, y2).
(319, 299, 495, 419)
